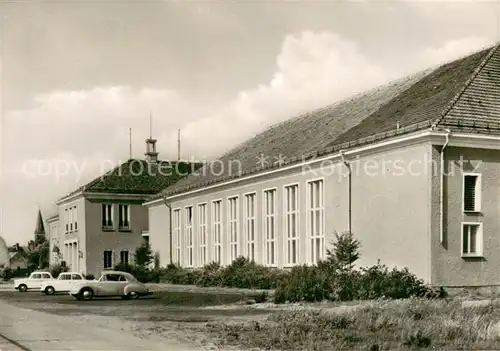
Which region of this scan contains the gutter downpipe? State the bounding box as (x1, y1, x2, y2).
(339, 150, 352, 235)
(439, 129, 452, 244)
(162, 196, 173, 265)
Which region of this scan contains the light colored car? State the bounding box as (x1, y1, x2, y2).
(69, 271, 152, 301)
(14, 271, 54, 292)
(40, 272, 92, 295)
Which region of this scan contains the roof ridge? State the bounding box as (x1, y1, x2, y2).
(432, 43, 500, 129)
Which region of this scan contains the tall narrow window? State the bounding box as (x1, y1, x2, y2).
(69, 207, 73, 232)
(185, 206, 193, 267)
(103, 250, 113, 269)
(173, 209, 181, 265)
(198, 203, 208, 266)
(65, 209, 69, 233)
(463, 174, 481, 212)
(212, 200, 222, 264)
(228, 196, 239, 263)
(308, 180, 324, 264)
(462, 223, 482, 256)
(118, 204, 130, 230)
(102, 204, 113, 229)
(264, 189, 277, 266)
(74, 206, 78, 231)
(245, 193, 256, 262)
(285, 184, 299, 265)
(120, 250, 129, 265)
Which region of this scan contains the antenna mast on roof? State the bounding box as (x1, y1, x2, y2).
(177, 129, 181, 161)
(129, 128, 132, 159)
(149, 111, 153, 139)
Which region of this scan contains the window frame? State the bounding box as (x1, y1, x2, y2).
(461, 222, 483, 258)
(244, 191, 257, 262)
(198, 202, 208, 266)
(462, 173, 482, 213)
(119, 250, 129, 265)
(103, 250, 113, 269)
(172, 208, 181, 265)
(102, 204, 114, 230)
(184, 206, 194, 267)
(118, 204, 131, 231)
(283, 183, 300, 267)
(211, 199, 223, 265)
(227, 196, 239, 263)
(307, 178, 325, 265)
(263, 187, 278, 267)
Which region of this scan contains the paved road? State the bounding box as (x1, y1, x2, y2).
(0, 299, 195, 350)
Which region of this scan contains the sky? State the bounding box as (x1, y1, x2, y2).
(1, 0, 499, 245)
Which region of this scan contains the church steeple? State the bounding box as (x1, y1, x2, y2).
(34, 208, 45, 242)
(145, 112, 158, 163)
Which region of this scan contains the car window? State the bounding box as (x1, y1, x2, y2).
(60, 274, 70, 280)
(72, 274, 82, 280)
(42, 274, 51, 279)
(118, 275, 127, 282)
(103, 274, 120, 282)
(31, 274, 41, 279)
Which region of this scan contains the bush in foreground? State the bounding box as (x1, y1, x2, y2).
(49, 263, 70, 278)
(207, 298, 500, 350)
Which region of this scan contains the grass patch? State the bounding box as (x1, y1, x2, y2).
(207, 298, 500, 350)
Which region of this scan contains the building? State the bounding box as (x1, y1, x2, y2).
(52, 137, 201, 276)
(145, 44, 500, 287)
(0, 237, 9, 269)
(46, 214, 60, 266)
(8, 245, 28, 270)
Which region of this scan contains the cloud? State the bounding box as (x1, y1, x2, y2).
(1, 32, 494, 245)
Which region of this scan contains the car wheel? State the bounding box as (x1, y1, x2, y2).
(18, 284, 27, 292)
(127, 291, 140, 299)
(79, 288, 94, 301)
(44, 286, 55, 295)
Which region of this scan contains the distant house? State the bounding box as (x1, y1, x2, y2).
(7, 244, 28, 270)
(51, 137, 201, 276)
(145, 44, 500, 287)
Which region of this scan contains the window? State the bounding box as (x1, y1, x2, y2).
(103, 250, 113, 268)
(185, 206, 194, 267)
(463, 174, 481, 212)
(69, 207, 73, 232)
(102, 204, 113, 229)
(173, 209, 181, 265)
(59, 274, 71, 280)
(308, 179, 324, 264)
(285, 184, 299, 265)
(65, 209, 69, 233)
(198, 203, 208, 266)
(120, 250, 129, 265)
(227, 197, 239, 263)
(74, 206, 78, 231)
(264, 189, 277, 266)
(118, 204, 130, 230)
(42, 273, 51, 279)
(462, 223, 483, 257)
(244, 193, 256, 262)
(32, 274, 42, 279)
(212, 200, 222, 264)
(71, 274, 82, 280)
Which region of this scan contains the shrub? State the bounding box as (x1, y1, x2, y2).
(49, 263, 70, 278)
(114, 262, 160, 283)
(0, 267, 13, 281)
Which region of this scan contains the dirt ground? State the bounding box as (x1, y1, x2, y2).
(0, 289, 275, 350)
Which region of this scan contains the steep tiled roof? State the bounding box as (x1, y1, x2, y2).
(58, 159, 203, 202)
(151, 43, 500, 200)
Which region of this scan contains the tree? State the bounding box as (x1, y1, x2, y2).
(26, 238, 49, 271)
(134, 240, 153, 268)
(326, 231, 361, 271)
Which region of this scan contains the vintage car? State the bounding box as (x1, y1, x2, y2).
(14, 271, 54, 292)
(40, 272, 93, 295)
(69, 270, 152, 301)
